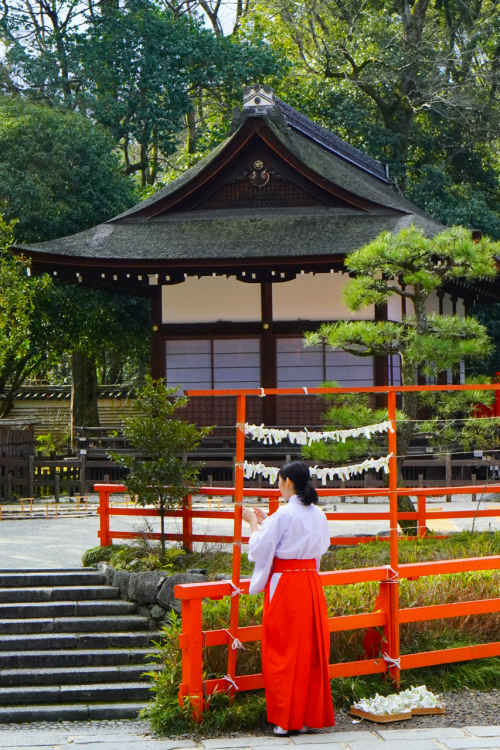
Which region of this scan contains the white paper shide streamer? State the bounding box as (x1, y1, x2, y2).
(244, 420, 394, 446)
(243, 454, 392, 485)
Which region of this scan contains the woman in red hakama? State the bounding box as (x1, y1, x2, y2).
(243, 461, 334, 735)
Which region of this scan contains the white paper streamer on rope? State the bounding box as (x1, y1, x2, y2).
(244, 420, 394, 446)
(243, 454, 393, 486)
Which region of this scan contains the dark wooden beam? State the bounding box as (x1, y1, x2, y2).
(374, 303, 388, 407)
(261, 282, 276, 425)
(150, 286, 165, 381)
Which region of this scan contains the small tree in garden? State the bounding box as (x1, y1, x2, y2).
(109, 378, 212, 556)
(305, 225, 500, 528)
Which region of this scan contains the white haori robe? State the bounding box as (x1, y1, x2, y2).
(247, 494, 331, 598)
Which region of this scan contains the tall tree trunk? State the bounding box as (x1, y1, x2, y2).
(186, 108, 197, 154)
(160, 508, 165, 557)
(71, 351, 100, 427)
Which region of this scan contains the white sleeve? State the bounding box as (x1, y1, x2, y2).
(315, 509, 331, 571)
(247, 512, 282, 594)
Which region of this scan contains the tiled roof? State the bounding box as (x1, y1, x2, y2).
(276, 98, 389, 182)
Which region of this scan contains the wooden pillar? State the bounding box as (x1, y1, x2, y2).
(261, 283, 276, 425)
(150, 286, 165, 381)
(374, 303, 388, 408)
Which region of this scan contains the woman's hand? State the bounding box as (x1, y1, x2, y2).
(252, 506, 268, 525)
(242, 507, 259, 533)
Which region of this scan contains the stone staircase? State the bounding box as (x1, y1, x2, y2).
(0, 568, 160, 723)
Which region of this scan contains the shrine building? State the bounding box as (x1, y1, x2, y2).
(14, 85, 500, 428)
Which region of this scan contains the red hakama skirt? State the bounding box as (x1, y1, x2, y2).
(261, 558, 335, 731)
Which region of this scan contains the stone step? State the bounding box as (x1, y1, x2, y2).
(0, 663, 159, 686)
(0, 631, 160, 650)
(0, 599, 135, 618)
(0, 647, 159, 669)
(0, 571, 105, 588)
(0, 615, 149, 635)
(0, 681, 150, 705)
(0, 702, 147, 723)
(0, 585, 120, 603)
(0, 569, 93, 573)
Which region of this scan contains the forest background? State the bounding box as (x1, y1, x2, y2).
(3, 0, 500, 423)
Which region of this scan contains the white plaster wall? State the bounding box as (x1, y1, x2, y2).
(273, 272, 374, 321)
(161, 277, 261, 324)
(456, 299, 465, 318)
(442, 294, 454, 316)
(426, 291, 440, 314)
(387, 291, 402, 322)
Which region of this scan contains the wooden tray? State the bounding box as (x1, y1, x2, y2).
(350, 707, 412, 723)
(412, 706, 445, 716)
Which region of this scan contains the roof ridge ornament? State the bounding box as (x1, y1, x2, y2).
(243, 83, 275, 109)
(230, 83, 290, 134)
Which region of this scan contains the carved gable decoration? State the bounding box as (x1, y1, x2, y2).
(195, 157, 336, 211)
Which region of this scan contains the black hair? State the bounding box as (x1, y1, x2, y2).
(279, 461, 318, 506)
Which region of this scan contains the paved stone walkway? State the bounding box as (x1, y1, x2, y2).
(3, 722, 500, 750)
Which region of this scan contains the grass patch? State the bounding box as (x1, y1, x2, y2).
(321, 530, 500, 571)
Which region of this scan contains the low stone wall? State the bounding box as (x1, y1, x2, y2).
(97, 562, 210, 627)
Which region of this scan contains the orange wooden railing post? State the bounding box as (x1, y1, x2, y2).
(182, 494, 193, 552)
(268, 495, 279, 515)
(387, 390, 401, 687)
(496, 378, 500, 417)
(227, 394, 246, 695)
(179, 598, 204, 720)
(417, 495, 427, 539)
(99, 489, 110, 547)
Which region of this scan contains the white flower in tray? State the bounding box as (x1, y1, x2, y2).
(353, 686, 444, 716)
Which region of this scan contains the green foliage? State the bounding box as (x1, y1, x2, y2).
(343, 226, 497, 314)
(3, 0, 284, 186)
(143, 618, 268, 736)
(259, 0, 500, 236)
(320, 531, 500, 570)
(302, 381, 388, 464)
(82, 540, 186, 571)
(109, 378, 212, 553)
(470, 303, 500, 377)
(306, 227, 499, 473)
(35, 433, 70, 455)
(0, 218, 51, 416)
(33, 283, 150, 374)
(419, 376, 500, 451)
(0, 98, 136, 243)
(82, 544, 127, 568)
(0, 276, 150, 418)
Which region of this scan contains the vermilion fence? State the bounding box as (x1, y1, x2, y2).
(95, 383, 500, 719)
(96, 484, 500, 548)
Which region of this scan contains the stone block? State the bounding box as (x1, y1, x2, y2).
(112, 570, 131, 600)
(343, 742, 437, 750)
(150, 604, 167, 620)
(291, 732, 376, 744)
(128, 570, 164, 604)
(443, 740, 500, 749)
(379, 728, 466, 740)
(203, 738, 290, 748)
(157, 573, 208, 612)
(465, 728, 500, 738)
